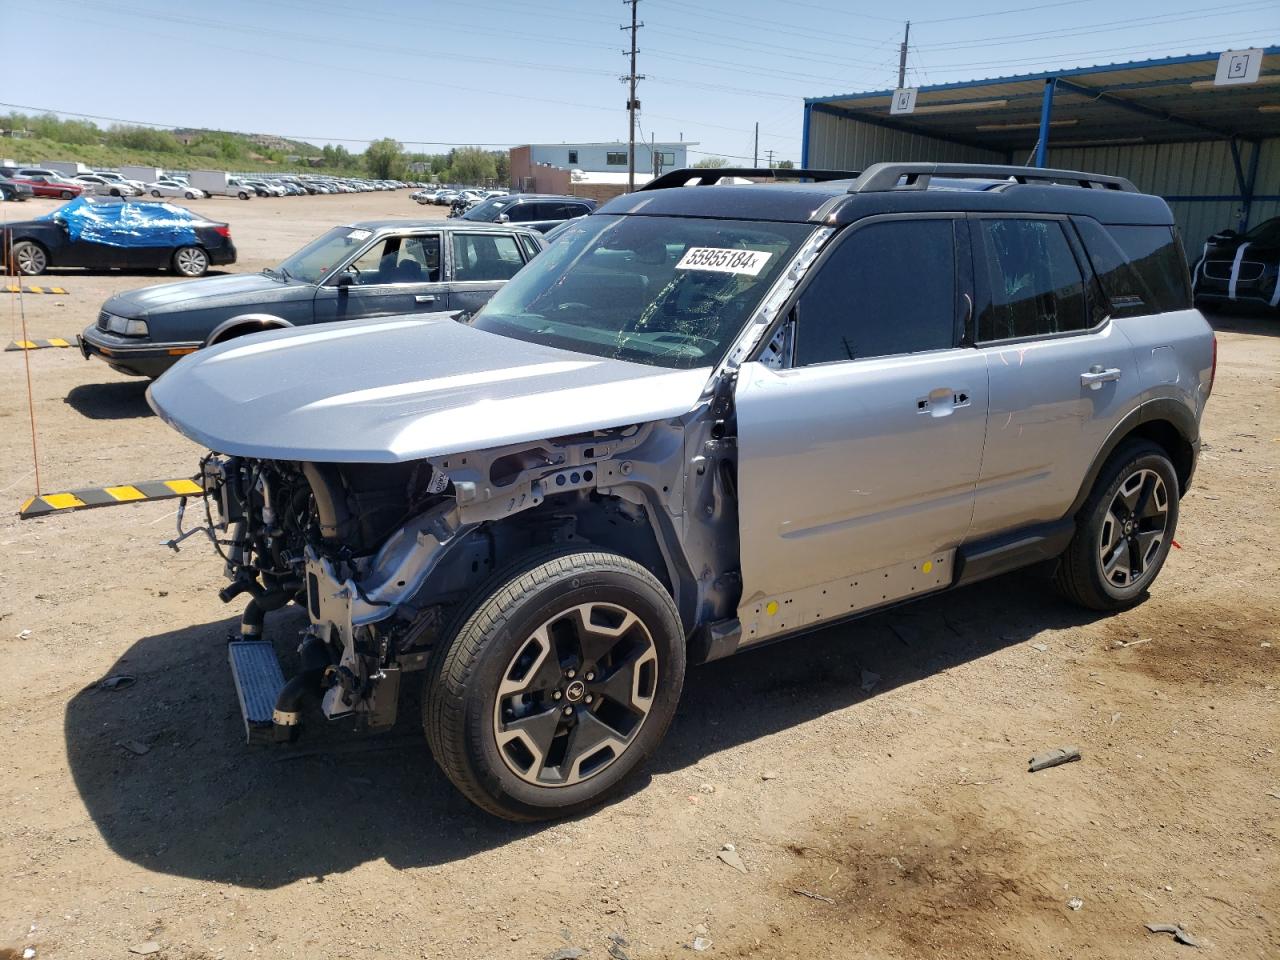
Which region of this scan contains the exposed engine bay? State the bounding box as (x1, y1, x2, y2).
(188, 405, 742, 741)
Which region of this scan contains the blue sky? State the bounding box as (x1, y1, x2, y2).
(4, 0, 1277, 163)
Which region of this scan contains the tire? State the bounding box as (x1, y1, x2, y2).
(172, 245, 209, 277)
(238, 191, 250, 200)
(185, 191, 195, 199)
(111, 189, 122, 197)
(61, 190, 74, 199)
(1055, 440, 1179, 611)
(151, 190, 162, 197)
(424, 549, 685, 821)
(12, 240, 48, 276)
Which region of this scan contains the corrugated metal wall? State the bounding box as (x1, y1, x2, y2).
(806, 109, 1001, 169)
(805, 109, 1278, 252)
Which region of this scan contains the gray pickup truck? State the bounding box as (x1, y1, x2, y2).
(149, 163, 1215, 821)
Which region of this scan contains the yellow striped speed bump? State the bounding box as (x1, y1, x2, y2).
(6, 337, 74, 351)
(4, 285, 70, 295)
(20, 478, 203, 519)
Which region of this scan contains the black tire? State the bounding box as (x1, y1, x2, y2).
(1055, 440, 1179, 611)
(11, 240, 48, 276)
(423, 549, 685, 821)
(238, 191, 250, 200)
(184, 191, 195, 199)
(61, 190, 74, 199)
(151, 189, 162, 197)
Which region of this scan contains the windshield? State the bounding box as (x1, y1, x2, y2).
(276, 225, 373, 284)
(472, 214, 814, 369)
(463, 196, 517, 223)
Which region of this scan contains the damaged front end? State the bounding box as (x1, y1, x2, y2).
(190, 412, 732, 744)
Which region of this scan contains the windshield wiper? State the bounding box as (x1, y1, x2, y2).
(279, 266, 293, 282)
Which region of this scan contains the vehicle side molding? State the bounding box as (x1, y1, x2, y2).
(205, 313, 292, 346)
(954, 519, 1075, 588)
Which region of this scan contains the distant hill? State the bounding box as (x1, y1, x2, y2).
(170, 129, 321, 157)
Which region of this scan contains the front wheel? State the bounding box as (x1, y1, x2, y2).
(61, 190, 74, 199)
(238, 191, 249, 200)
(424, 550, 685, 821)
(1055, 440, 1179, 611)
(185, 191, 195, 199)
(172, 245, 209, 277)
(151, 190, 162, 197)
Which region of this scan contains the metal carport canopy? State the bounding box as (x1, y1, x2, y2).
(804, 48, 1280, 161)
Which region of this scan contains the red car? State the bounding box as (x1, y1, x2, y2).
(13, 175, 84, 200)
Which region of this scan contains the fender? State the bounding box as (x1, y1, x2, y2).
(1066, 397, 1199, 518)
(204, 313, 293, 347)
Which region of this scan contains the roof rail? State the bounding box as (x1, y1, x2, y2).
(642, 167, 862, 191)
(849, 162, 1138, 194)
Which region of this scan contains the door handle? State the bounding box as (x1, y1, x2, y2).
(415, 294, 437, 304)
(917, 388, 970, 417)
(1080, 365, 1121, 390)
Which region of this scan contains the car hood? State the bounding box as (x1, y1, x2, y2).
(147, 315, 713, 463)
(105, 273, 299, 317)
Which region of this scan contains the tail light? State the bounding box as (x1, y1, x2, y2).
(213, 225, 231, 238)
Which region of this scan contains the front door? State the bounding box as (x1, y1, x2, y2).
(735, 216, 988, 632)
(312, 233, 447, 323)
(447, 231, 529, 317)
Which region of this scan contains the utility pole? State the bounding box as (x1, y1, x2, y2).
(764, 148, 775, 168)
(753, 121, 759, 167)
(620, 0, 644, 192)
(897, 20, 910, 89)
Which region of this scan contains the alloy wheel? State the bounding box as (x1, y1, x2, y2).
(15, 244, 46, 275)
(1098, 467, 1169, 588)
(174, 247, 208, 277)
(493, 602, 658, 787)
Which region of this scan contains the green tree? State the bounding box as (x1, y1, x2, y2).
(364, 137, 406, 179)
(692, 156, 728, 168)
(493, 150, 510, 186)
(776, 159, 795, 169)
(449, 145, 497, 186)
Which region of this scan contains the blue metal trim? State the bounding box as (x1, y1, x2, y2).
(801, 101, 812, 169)
(803, 46, 1280, 106)
(1034, 79, 1056, 168)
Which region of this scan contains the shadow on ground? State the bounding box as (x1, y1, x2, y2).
(64, 380, 152, 420)
(66, 569, 1102, 888)
(1203, 307, 1279, 336)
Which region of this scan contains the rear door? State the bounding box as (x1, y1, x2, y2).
(966, 215, 1139, 539)
(312, 232, 447, 323)
(446, 231, 530, 316)
(735, 215, 987, 635)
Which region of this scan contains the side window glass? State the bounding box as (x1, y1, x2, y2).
(795, 219, 957, 365)
(977, 219, 1087, 341)
(453, 234, 525, 282)
(517, 234, 541, 260)
(347, 238, 397, 285)
(399, 235, 442, 282)
(1107, 225, 1191, 313)
(508, 202, 535, 222)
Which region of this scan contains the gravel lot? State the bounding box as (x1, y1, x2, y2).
(1, 191, 1276, 960)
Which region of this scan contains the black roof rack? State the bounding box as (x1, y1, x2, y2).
(849, 162, 1138, 193)
(642, 167, 862, 190)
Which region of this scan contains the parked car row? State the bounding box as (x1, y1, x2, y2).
(415, 187, 508, 206)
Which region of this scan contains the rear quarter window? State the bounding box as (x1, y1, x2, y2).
(1074, 219, 1191, 316)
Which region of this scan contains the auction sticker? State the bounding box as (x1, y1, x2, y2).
(675, 247, 772, 276)
(348, 229, 373, 241)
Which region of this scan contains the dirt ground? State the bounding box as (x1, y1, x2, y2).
(0, 191, 1276, 960)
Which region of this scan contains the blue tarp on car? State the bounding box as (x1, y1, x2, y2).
(38, 197, 204, 249)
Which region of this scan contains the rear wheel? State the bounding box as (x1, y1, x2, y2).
(12, 241, 48, 276)
(1055, 440, 1179, 610)
(424, 550, 685, 821)
(172, 245, 209, 277)
(60, 190, 74, 199)
(151, 189, 162, 197)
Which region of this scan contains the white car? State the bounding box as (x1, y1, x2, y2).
(145, 179, 207, 200)
(93, 171, 148, 192)
(74, 174, 142, 197)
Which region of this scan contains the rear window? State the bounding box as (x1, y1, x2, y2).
(1074, 219, 1191, 316)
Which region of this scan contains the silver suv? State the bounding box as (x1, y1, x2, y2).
(150, 163, 1216, 820)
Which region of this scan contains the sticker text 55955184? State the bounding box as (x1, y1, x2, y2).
(675, 247, 773, 276)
